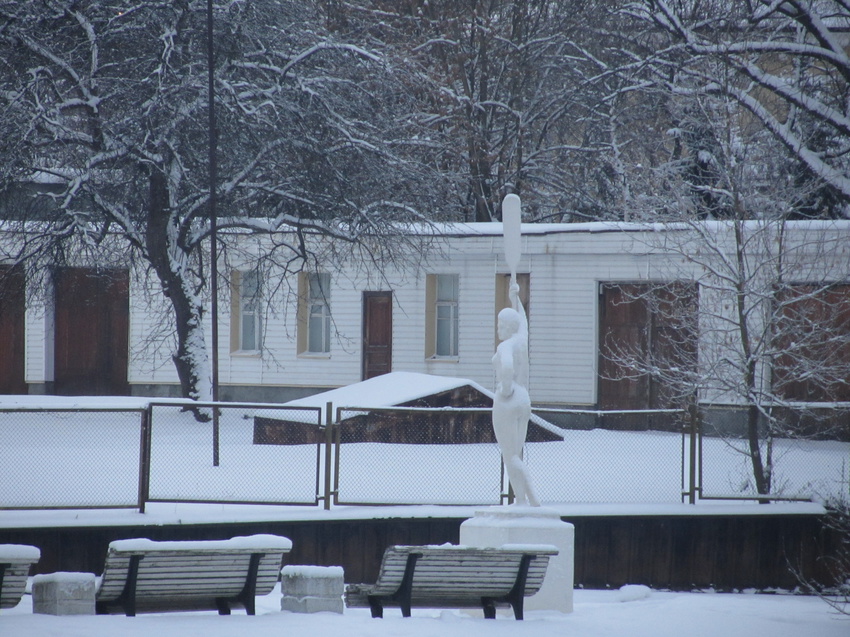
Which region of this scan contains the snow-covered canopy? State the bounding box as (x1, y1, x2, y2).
(282, 371, 493, 410)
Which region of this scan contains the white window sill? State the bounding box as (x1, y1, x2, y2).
(231, 350, 262, 358)
(298, 352, 331, 360)
(427, 355, 459, 363)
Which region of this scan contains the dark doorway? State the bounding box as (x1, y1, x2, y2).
(0, 265, 27, 394)
(362, 291, 392, 380)
(54, 267, 129, 396)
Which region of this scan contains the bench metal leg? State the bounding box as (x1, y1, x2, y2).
(370, 551, 421, 618)
(104, 554, 143, 617)
(481, 553, 534, 620)
(367, 595, 384, 618)
(481, 598, 497, 619)
(505, 553, 533, 620)
(391, 552, 420, 617)
(232, 552, 262, 615)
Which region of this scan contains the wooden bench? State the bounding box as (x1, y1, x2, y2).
(0, 544, 41, 612)
(345, 544, 558, 620)
(95, 534, 292, 616)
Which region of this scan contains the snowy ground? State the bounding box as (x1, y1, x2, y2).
(1, 582, 847, 637)
(1, 395, 847, 634)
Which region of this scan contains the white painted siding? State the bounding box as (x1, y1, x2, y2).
(9, 221, 848, 406)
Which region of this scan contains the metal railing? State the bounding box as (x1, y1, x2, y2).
(2, 400, 842, 511)
(0, 405, 147, 509)
(331, 406, 504, 506)
(140, 402, 324, 511)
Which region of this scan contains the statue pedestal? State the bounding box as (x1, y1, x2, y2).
(459, 506, 574, 613)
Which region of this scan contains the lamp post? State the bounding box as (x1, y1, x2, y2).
(207, 0, 220, 465)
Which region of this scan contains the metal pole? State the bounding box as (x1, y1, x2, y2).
(324, 402, 333, 510)
(207, 0, 220, 466)
(137, 407, 152, 513)
(688, 403, 698, 504)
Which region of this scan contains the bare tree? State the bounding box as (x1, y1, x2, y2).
(330, 0, 646, 222)
(583, 2, 850, 492)
(804, 500, 850, 615)
(609, 207, 850, 499)
(0, 1, 446, 400)
(619, 0, 850, 219)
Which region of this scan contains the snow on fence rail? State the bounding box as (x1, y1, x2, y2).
(0, 400, 846, 511)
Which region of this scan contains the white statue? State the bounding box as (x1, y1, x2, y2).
(493, 194, 540, 507)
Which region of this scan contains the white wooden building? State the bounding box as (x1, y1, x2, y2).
(3, 220, 849, 414)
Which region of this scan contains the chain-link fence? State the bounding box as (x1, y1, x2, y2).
(698, 405, 850, 501)
(144, 402, 324, 508)
(332, 406, 505, 505)
(0, 401, 323, 510)
(529, 408, 692, 504)
(3, 399, 845, 511)
(331, 405, 694, 506)
(0, 406, 146, 509)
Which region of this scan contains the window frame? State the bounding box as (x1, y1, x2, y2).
(425, 273, 459, 359)
(230, 269, 263, 354)
(298, 271, 331, 355)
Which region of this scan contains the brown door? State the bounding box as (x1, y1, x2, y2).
(0, 265, 27, 394)
(362, 291, 392, 380)
(598, 283, 650, 412)
(598, 282, 697, 430)
(54, 267, 129, 395)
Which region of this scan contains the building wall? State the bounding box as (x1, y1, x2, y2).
(11, 221, 850, 407)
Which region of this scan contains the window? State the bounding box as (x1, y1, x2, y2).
(425, 274, 459, 358)
(298, 272, 331, 354)
(231, 270, 261, 352)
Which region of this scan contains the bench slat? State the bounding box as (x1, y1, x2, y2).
(1, 553, 41, 610)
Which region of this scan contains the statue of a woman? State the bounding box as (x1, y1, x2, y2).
(492, 280, 540, 507)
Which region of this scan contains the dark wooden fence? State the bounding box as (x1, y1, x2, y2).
(0, 511, 840, 591)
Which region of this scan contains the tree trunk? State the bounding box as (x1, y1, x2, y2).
(746, 403, 770, 499)
(146, 170, 211, 402)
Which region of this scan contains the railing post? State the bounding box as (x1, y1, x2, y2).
(137, 406, 152, 513)
(687, 403, 699, 505)
(333, 406, 342, 506)
(323, 402, 333, 510)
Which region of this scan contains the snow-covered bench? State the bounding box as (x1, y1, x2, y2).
(94, 534, 292, 616)
(0, 544, 41, 612)
(344, 544, 558, 620)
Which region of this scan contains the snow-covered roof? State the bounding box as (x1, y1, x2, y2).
(283, 371, 492, 410)
(280, 371, 565, 438)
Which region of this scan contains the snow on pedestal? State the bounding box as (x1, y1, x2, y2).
(459, 506, 574, 613)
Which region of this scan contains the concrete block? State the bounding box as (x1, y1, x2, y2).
(280, 565, 344, 614)
(32, 572, 96, 616)
(281, 595, 344, 614)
